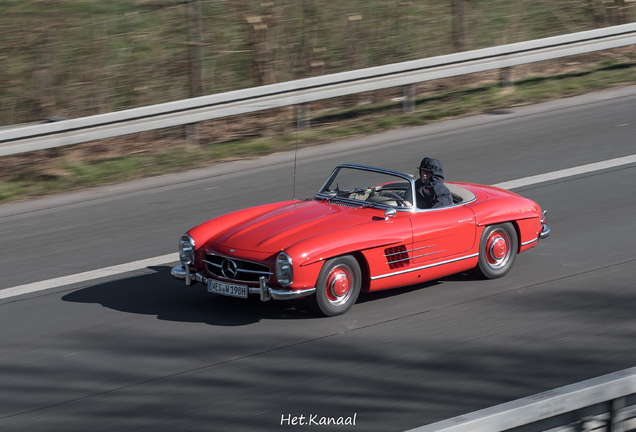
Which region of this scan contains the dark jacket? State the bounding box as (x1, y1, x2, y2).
(415, 157, 453, 209)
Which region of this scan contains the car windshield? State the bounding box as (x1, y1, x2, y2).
(316, 166, 413, 208)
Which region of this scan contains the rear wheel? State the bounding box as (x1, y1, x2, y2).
(311, 255, 361, 317)
(475, 223, 518, 279)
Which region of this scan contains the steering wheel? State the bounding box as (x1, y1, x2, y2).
(380, 191, 407, 207)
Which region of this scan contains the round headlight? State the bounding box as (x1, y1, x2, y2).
(179, 234, 195, 265)
(275, 252, 293, 287)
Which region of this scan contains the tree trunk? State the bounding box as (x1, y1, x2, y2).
(346, 14, 363, 69)
(188, 0, 203, 99)
(452, 0, 470, 52)
(589, 0, 606, 27)
(187, 0, 203, 147)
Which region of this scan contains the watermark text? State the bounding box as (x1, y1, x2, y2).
(281, 413, 357, 426)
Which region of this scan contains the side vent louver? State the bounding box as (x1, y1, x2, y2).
(384, 245, 410, 269)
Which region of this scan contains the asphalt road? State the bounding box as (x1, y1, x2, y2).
(1, 86, 636, 432)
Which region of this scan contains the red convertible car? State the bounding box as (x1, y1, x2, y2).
(172, 164, 549, 316)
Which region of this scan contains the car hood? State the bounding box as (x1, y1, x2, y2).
(214, 199, 378, 253)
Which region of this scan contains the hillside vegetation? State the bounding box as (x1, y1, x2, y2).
(2, 0, 633, 125)
(0, 0, 635, 203)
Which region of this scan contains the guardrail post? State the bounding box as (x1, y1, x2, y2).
(403, 85, 415, 113)
(186, 124, 200, 147)
(501, 66, 514, 89)
(298, 103, 310, 131)
(610, 397, 626, 432)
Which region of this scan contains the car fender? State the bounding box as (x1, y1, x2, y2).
(469, 196, 543, 251)
(470, 196, 542, 227)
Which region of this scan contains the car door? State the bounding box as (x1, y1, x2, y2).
(409, 206, 476, 264)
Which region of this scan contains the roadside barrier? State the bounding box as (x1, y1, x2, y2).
(1, 23, 635, 157)
(405, 366, 636, 432)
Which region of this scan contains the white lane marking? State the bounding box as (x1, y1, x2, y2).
(3, 154, 636, 301)
(493, 154, 636, 190)
(0, 253, 178, 301)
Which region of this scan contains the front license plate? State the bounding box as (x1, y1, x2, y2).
(208, 280, 248, 299)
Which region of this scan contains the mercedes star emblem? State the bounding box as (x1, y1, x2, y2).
(221, 259, 239, 279)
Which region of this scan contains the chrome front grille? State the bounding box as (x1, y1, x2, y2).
(204, 253, 272, 283)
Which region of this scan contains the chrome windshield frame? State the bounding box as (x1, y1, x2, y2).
(315, 164, 416, 212)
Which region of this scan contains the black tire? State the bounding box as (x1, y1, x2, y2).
(475, 222, 518, 279)
(311, 255, 361, 317)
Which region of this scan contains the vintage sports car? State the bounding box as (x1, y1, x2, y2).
(172, 164, 550, 316)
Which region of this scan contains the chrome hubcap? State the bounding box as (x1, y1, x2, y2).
(485, 229, 511, 269)
(325, 265, 352, 306)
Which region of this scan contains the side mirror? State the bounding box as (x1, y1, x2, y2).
(384, 208, 397, 220)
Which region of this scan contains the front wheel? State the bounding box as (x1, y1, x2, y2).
(311, 255, 361, 317)
(475, 222, 518, 279)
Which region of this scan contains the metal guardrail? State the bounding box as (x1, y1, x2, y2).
(1, 23, 636, 157)
(405, 366, 636, 432)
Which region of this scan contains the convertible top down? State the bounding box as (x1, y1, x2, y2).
(172, 164, 549, 316)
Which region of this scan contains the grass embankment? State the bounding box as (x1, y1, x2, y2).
(1, 57, 635, 204)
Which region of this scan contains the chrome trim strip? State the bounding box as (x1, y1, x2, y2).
(412, 195, 477, 212)
(237, 268, 274, 275)
(386, 249, 446, 265)
(371, 253, 479, 280)
(521, 238, 538, 246)
(335, 163, 414, 182)
(205, 252, 271, 271)
(412, 250, 446, 260)
(386, 256, 411, 265)
(203, 259, 221, 268)
(384, 244, 435, 257)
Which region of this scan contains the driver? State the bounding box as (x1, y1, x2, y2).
(415, 157, 453, 209)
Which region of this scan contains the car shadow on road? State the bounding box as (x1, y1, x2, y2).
(354, 270, 479, 304)
(356, 281, 440, 304)
(62, 266, 483, 325)
(62, 266, 318, 326)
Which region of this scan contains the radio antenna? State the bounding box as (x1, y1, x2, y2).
(293, 106, 300, 200)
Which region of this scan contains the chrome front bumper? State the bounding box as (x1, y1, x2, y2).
(171, 265, 316, 302)
(539, 210, 550, 240)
